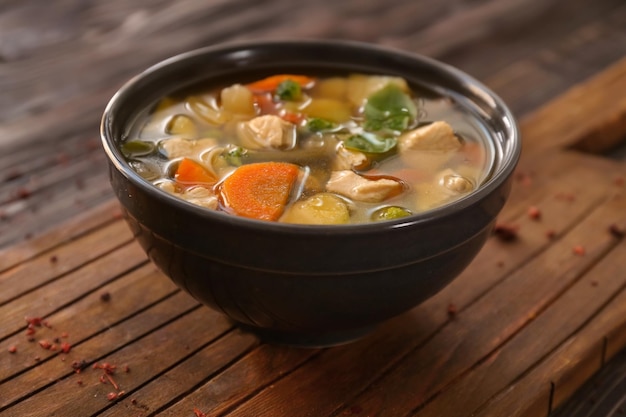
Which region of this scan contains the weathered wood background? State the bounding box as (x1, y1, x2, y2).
(1, 0, 625, 248)
(1, 1, 626, 415)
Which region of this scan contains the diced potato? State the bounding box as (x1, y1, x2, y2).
(166, 114, 198, 137)
(160, 137, 217, 159)
(237, 115, 296, 150)
(398, 121, 461, 152)
(313, 77, 348, 100)
(220, 84, 256, 116)
(302, 98, 352, 123)
(326, 170, 403, 203)
(282, 193, 350, 225)
(347, 74, 410, 107)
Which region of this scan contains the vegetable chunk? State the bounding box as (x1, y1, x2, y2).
(220, 162, 300, 221)
(282, 193, 350, 225)
(175, 158, 218, 186)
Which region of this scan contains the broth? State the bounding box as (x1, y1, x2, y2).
(122, 73, 494, 224)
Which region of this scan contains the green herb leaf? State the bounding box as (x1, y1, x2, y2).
(307, 117, 337, 132)
(275, 79, 302, 101)
(344, 132, 397, 154)
(224, 146, 248, 166)
(363, 84, 417, 132)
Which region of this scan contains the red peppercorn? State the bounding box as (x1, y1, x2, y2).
(573, 245, 586, 256)
(8, 346, 17, 353)
(493, 223, 519, 242)
(107, 392, 118, 401)
(528, 206, 541, 220)
(447, 303, 458, 318)
(60, 342, 72, 353)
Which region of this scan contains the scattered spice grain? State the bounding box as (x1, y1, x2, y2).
(100, 292, 111, 302)
(60, 342, 72, 353)
(545, 229, 556, 240)
(493, 223, 519, 242)
(38, 340, 51, 350)
(49, 255, 58, 263)
(16, 187, 31, 199)
(107, 392, 118, 401)
(72, 359, 88, 373)
(8, 346, 17, 353)
(194, 409, 208, 417)
(609, 224, 625, 239)
(447, 303, 458, 318)
(614, 176, 624, 187)
(573, 245, 586, 256)
(527, 206, 541, 220)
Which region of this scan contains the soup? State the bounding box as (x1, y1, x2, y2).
(122, 73, 493, 224)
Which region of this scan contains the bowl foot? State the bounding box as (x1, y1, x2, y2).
(238, 324, 375, 348)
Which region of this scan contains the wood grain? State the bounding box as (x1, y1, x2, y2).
(1, 1, 626, 416)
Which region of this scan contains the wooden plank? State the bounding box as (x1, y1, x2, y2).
(158, 345, 317, 417)
(472, 251, 626, 417)
(0, 263, 181, 407)
(410, 198, 626, 417)
(0, 219, 133, 304)
(0, 304, 230, 417)
(98, 329, 260, 417)
(519, 56, 626, 155)
(0, 199, 121, 270)
(0, 241, 146, 346)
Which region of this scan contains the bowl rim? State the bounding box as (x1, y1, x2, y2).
(100, 38, 521, 236)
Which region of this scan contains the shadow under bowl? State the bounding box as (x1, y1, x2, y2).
(100, 40, 521, 347)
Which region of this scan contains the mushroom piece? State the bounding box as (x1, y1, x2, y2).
(326, 170, 403, 203)
(160, 137, 217, 159)
(237, 115, 296, 150)
(398, 121, 461, 152)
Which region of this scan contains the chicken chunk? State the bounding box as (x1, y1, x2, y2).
(398, 121, 461, 152)
(237, 115, 296, 150)
(326, 170, 403, 203)
(332, 143, 368, 171)
(160, 137, 217, 159)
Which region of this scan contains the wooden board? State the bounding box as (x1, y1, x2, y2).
(1, 47, 625, 417)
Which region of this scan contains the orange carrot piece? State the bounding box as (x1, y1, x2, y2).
(280, 111, 305, 125)
(220, 162, 300, 221)
(175, 158, 217, 185)
(247, 74, 315, 92)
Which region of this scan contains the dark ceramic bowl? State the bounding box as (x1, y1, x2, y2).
(100, 40, 521, 347)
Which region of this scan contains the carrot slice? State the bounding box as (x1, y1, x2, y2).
(246, 74, 315, 93)
(175, 158, 217, 185)
(220, 162, 300, 221)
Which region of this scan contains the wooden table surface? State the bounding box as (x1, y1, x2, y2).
(1, 1, 626, 416)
